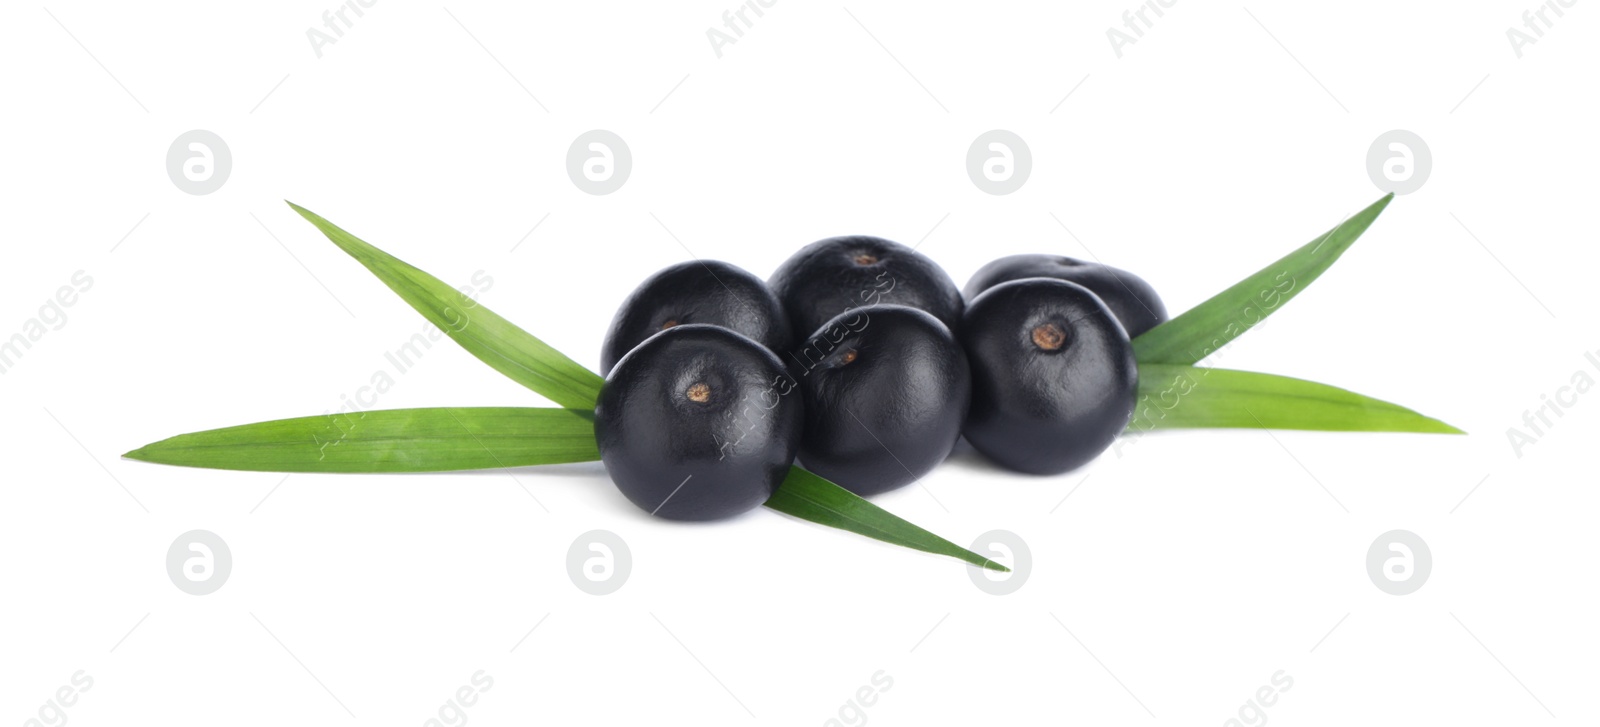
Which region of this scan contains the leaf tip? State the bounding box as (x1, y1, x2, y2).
(284, 200, 315, 220)
(1416, 412, 1465, 435)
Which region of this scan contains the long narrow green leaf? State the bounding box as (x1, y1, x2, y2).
(765, 467, 1008, 572)
(287, 202, 603, 410)
(124, 407, 599, 473)
(124, 406, 997, 568)
(1129, 364, 1463, 434)
(1132, 193, 1394, 364)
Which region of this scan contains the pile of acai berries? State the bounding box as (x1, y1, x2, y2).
(593, 236, 1167, 520)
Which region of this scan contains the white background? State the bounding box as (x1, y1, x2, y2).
(2, 1, 1596, 725)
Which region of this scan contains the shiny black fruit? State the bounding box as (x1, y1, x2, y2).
(963, 254, 1168, 338)
(789, 305, 969, 496)
(594, 325, 802, 521)
(600, 260, 792, 376)
(768, 235, 963, 338)
(961, 279, 1138, 475)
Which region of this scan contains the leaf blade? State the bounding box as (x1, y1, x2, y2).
(287, 202, 603, 410)
(764, 467, 1009, 572)
(124, 407, 599, 473)
(1132, 193, 1394, 364)
(1129, 364, 1463, 434)
(127, 408, 1005, 568)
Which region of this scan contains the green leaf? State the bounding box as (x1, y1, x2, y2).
(764, 467, 1009, 572)
(124, 407, 599, 473)
(287, 202, 603, 410)
(1129, 364, 1463, 434)
(1132, 193, 1394, 365)
(124, 406, 998, 569)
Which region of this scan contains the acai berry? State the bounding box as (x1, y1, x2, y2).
(594, 324, 803, 520)
(961, 278, 1138, 475)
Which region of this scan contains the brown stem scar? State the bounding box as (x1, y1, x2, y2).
(1032, 323, 1066, 351)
